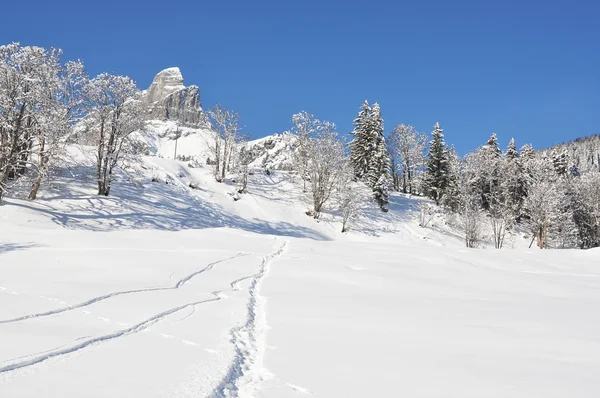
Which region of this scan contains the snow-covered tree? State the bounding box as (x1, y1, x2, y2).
(387, 138, 401, 191)
(365, 103, 390, 209)
(206, 104, 242, 182)
(0, 43, 87, 201)
(522, 155, 577, 248)
(349, 100, 374, 179)
(307, 121, 346, 219)
(291, 111, 319, 192)
(551, 148, 569, 177)
(0, 43, 43, 200)
(456, 156, 484, 248)
(569, 172, 600, 248)
(422, 122, 449, 205)
(234, 134, 251, 194)
(29, 59, 87, 200)
(337, 162, 365, 233)
(480, 134, 513, 248)
(387, 124, 427, 194)
(506, 138, 518, 160)
(83, 73, 144, 196)
(502, 138, 525, 220)
(348, 101, 390, 210)
(485, 133, 502, 156)
(443, 145, 461, 212)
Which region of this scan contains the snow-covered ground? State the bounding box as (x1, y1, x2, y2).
(1, 123, 599, 397)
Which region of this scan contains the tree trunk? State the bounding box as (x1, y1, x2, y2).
(97, 121, 105, 194)
(28, 136, 47, 201)
(407, 163, 412, 194)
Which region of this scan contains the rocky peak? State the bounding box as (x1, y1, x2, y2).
(146, 67, 185, 103)
(144, 67, 204, 128)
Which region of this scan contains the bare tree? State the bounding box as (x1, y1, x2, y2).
(84, 73, 144, 196)
(0, 44, 87, 201)
(207, 104, 241, 182)
(451, 158, 483, 248)
(235, 134, 251, 194)
(521, 154, 576, 249)
(338, 162, 364, 232)
(308, 122, 346, 219)
(388, 124, 427, 194)
(291, 111, 319, 192)
(0, 43, 38, 201)
(29, 60, 87, 200)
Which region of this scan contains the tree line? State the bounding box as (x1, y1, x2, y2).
(288, 101, 600, 248)
(2, 42, 598, 247)
(416, 127, 600, 249)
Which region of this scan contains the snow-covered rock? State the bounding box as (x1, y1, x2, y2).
(145, 67, 185, 103)
(246, 132, 297, 170)
(143, 67, 204, 128)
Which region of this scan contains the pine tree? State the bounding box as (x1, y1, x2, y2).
(478, 133, 503, 211)
(485, 133, 502, 157)
(349, 100, 373, 179)
(423, 122, 449, 204)
(551, 148, 569, 176)
(365, 103, 390, 209)
(506, 138, 518, 160)
(443, 145, 460, 212)
(503, 138, 525, 219)
(519, 144, 535, 162)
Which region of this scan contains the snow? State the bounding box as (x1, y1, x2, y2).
(1, 121, 599, 397)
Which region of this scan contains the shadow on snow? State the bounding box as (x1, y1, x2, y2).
(5, 170, 330, 241)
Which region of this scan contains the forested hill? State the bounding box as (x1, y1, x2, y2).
(540, 134, 600, 175)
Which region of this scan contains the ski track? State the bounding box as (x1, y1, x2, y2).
(0, 244, 287, 379)
(211, 241, 288, 398)
(0, 295, 220, 375)
(0, 253, 248, 325)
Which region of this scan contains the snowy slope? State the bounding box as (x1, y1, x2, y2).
(1, 120, 599, 397)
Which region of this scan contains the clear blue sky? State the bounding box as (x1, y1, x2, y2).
(1, 0, 598, 154)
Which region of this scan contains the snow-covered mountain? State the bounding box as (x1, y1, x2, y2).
(142, 67, 205, 128)
(1, 69, 599, 398)
(131, 68, 297, 171)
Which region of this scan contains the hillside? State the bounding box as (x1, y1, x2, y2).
(542, 134, 600, 175)
(1, 114, 600, 397)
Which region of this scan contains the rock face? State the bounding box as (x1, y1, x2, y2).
(245, 132, 298, 170)
(144, 67, 204, 127)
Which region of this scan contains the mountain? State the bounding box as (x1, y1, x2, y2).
(1, 67, 599, 398)
(136, 68, 297, 171)
(142, 67, 205, 128)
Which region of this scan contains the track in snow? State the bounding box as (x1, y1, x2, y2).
(211, 241, 288, 398)
(0, 244, 287, 378)
(0, 253, 247, 325)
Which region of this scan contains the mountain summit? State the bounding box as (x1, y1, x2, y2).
(143, 67, 204, 128)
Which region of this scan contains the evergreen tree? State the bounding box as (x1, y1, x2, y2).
(485, 133, 502, 157)
(349, 100, 373, 178)
(423, 122, 449, 204)
(348, 101, 390, 210)
(365, 103, 390, 209)
(551, 148, 569, 176)
(506, 138, 518, 160)
(519, 144, 535, 162)
(479, 133, 503, 210)
(443, 145, 460, 212)
(503, 138, 525, 219)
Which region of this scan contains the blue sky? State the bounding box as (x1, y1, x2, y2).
(1, 0, 598, 154)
